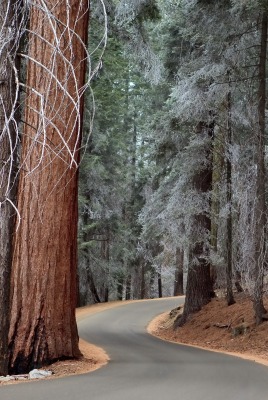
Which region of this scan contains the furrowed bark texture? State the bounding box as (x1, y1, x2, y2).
(174, 123, 213, 328)
(8, 0, 89, 373)
(0, 0, 19, 376)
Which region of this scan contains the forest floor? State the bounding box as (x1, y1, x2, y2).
(148, 292, 268, 367)
(0, 301, 125, 385)
(2, 294, 268, 386)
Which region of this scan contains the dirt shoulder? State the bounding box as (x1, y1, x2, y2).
(147, 293, 268, 367)
(1, 298, 169, 385)
(1, 301, 127, 385)
(3, 294, 267, 386)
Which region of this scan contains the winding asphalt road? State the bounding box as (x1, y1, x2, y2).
(1, 297, 268, 399)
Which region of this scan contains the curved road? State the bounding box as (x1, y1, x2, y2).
(1, 297, 268, 399)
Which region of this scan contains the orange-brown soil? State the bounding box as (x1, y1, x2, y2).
(2, 294, 268, 386)
(1, 301, 125, 385)
(148, 293, 268, 366)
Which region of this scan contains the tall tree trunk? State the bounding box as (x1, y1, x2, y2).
(86, 266, 101, 304)
(174, 248, 184, 296)
(234, 270, 243, 293)
(253, 11, 267, 324)
(211, 116, 224, 287)
(101, 232, 109, 303)
(0, 0, 21, 376)
(117, 274, 124, 301)
(125, 274, 132, 300)
(81, 210, 101, 304)
(116, 264, 125, 301)
(174, 122, 213, 328)
(175, 257, 212, 328)
(226, 86, 235, 306)
(157, 270, 162, 298)
(8, 0, 89, 373)
(140, 264, 146, 299)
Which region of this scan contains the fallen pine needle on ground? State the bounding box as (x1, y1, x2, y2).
(147, 292, 268, 367)
(3, 294, 268, 386)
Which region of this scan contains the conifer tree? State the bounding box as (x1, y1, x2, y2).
(8, 0, 89, 373)
(0, 0, 23, 376)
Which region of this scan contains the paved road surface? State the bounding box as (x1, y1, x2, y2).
(1, 297, 268, 400)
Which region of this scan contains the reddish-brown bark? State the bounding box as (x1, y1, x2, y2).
(8, 0, 89, 373)
(174, 122, 214, 328)
(0, 0, 20, 376)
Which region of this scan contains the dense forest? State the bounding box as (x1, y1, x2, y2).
(0, 0, 268, 376)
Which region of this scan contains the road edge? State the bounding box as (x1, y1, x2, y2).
(147, 311, 268, 368)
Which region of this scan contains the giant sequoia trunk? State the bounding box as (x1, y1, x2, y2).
(174, 123, 213, 328)
(8, 0, 89, 373)
(0, 0, 20, 376)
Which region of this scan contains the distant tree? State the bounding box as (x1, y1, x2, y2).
(78, 7, 154, 302)
(252, 10, 267, 324)
(79, 0, 268, 311)
(149, 0, 268, 320)
(225, 83, 235, 306)
(8, 0, 89, 373)
(174, 249, 184, 296)
(78, 28, 134, 303)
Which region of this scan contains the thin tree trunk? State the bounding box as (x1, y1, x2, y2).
(8, 1, 89, 373)
(81, 209, 101, 304)
(140, 264, 146, 299)
(100, 233, 109, 302)
(174, 248, 184, 296)
(157, 270, 162, 298)
(104, 287, 109, 303)
(0, 0, 20, 376)
(211, 110, 225, 287)
(226, 85, 235, 306)
(117, 270, 124, 300)
(125, 274, 131, 300)
(234, 270, 243, 293)
(149, 267, 155, 298)
(253, 12, 267, 324)
(86, 266, 101, 304)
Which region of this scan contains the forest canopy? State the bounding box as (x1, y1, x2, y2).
(0, 0, 268, 375)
